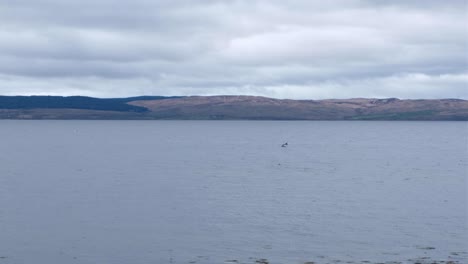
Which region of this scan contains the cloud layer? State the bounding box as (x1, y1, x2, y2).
(0, 0, 466, 99)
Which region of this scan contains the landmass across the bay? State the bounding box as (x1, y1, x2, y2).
(1, 95, 467, 120)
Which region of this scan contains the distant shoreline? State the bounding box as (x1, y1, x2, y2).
(1, 95, 467, 121)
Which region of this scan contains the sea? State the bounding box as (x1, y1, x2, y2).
(0, 121, 466, 264)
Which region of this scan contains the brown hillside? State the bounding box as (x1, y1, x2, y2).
(128, 96, 468, 120)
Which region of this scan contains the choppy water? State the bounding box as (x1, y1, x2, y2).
(0, 121, 467, 264)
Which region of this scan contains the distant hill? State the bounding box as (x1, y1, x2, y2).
(0, 95, 180, 112)
(129, 96, 468, 121)
(1, 95, 467, 120)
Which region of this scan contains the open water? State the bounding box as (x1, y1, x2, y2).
(0, 121, 466, 264)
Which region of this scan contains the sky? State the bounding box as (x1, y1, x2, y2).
(0, 0, 467, 99)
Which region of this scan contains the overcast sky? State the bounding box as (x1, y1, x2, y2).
(0, 0, 466, 99)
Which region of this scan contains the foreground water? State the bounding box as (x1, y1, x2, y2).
(0, 121, 466, 264)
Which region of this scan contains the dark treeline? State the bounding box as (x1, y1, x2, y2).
(0, 96, 180, 112)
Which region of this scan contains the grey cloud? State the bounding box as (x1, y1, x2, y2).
(0, 0, 466, 99)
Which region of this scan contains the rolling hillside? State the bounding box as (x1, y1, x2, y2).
(1, 95, 467, 120)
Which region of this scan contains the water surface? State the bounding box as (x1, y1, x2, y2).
(0, 121, 466, 264)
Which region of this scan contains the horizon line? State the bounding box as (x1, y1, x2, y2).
(0, 94, 466, 101)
